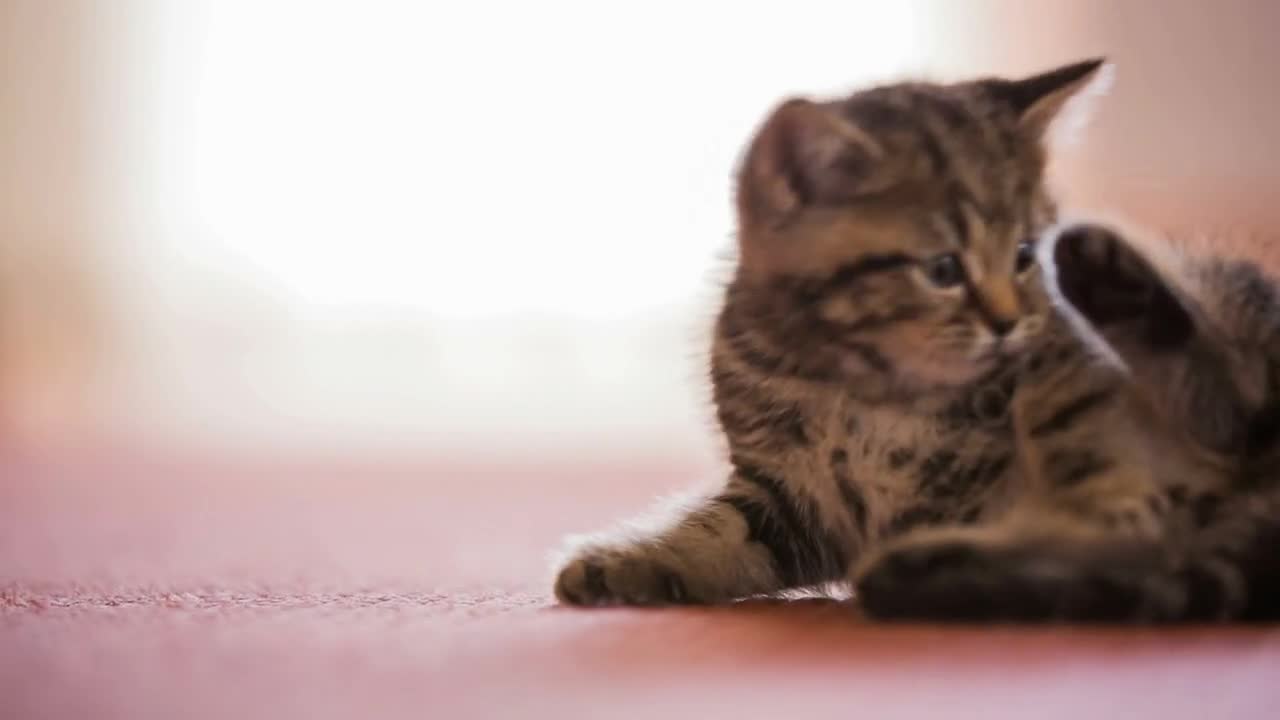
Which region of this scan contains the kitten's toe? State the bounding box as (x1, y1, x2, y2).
(554, 550, 693, 607)
(553, 557, 606, 606)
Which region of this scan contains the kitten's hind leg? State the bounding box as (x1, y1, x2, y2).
(851, 434, 1242, 622)
(853, 522, 1244, 623)
(554, 463, 851, 606)
(853, 351, 1200, 622)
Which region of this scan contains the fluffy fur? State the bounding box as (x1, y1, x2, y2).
(551, 59, 1277, 622)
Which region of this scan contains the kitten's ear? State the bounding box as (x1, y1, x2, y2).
(736, 98, 884, 230)
(983, 58, 1112, 143)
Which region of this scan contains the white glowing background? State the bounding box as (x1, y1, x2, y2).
(102, 1, 938, 453)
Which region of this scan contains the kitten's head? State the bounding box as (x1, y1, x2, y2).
(1046, 221, 1280, 465)
(731, 59, 1110, 392)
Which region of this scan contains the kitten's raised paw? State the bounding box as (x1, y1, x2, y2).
(1051, 222, 1194, 348)
(554, 549, 694, 607)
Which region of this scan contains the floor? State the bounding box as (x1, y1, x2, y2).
(3, 445, 1279, 719)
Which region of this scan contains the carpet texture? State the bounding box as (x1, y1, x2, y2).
(3, 446, 1279, 719)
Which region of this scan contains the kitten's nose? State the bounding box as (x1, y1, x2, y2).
(973, 282, 1021, 338)
(989, 317, 1018, 337)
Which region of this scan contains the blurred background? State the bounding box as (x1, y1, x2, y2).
(5, 0, 1280, 462)
(7, 6, 1280, 716)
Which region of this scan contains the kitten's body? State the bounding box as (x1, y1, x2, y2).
(553, 60, 1276, 621)
(994, 222, 1280, 621)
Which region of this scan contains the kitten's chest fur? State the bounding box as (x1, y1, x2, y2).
(835, 383, 1020, 537)
(719, 356, 1025, 547)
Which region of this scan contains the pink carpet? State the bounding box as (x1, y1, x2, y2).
(3, 444, 1278, 719)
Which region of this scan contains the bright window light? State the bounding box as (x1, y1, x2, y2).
(132, 1, 926, 317)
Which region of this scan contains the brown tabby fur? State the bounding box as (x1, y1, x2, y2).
(552, 59, 1275, 622)
(855, 220, 1280, 623)
(1010, 220, 1280, 621)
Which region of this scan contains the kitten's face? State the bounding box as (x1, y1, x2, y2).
(730, 60, 1106, 391)
(1049, 223, 1280, 463)
(773, 191, 1055, 389)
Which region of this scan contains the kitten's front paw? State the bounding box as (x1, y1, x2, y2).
(554, 547, 694, 607)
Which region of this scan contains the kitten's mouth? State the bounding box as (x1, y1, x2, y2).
(976, 337, 1016, 364)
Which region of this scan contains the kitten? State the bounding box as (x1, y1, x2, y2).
(916, 219, 1280, 622)
(553, 59, 1145, 612)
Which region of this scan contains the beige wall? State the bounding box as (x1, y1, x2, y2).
(921, 0, 1280, 229)
(0, 1, 104, 438)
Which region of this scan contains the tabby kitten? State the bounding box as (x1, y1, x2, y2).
(554, 59, 1149, 613)
(922, 219, 1280, 623)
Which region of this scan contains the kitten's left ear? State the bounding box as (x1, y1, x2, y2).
(983, 58, 1113, 143)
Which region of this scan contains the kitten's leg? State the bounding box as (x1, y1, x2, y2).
(555, 462, 850, 606)
(855, 356, 1186, 622)
(853, 490, 1190, 622)
(1187, 486, 1280, 621)
(853, 482, 1278, 623)
(854, 522, 1247, 622)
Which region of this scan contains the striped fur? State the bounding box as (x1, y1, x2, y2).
(860, 221, 1280, 623)
(553, 59, 1149, 611)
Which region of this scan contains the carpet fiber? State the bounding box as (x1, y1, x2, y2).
(3, 447, 1279, 719)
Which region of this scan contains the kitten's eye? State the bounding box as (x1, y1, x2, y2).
(923, 253, 965, 288)
(1015, 241, 1037, 274)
